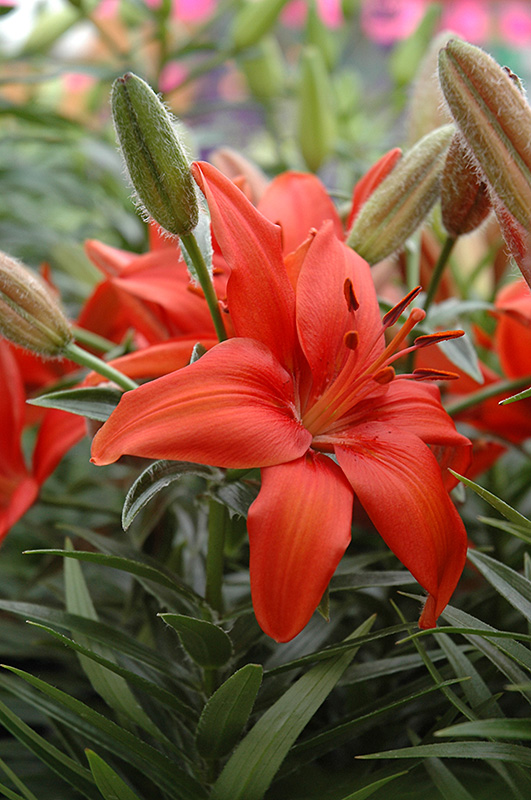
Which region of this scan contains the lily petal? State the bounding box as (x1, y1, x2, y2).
(33, 410, 87, 485)
(296, 223, 382, 397)
(248, 450, 353, 642)
(83, 336, 219, 384)
(257, 171, 344, 256)
(335, 424, 467, 627)
(192, 161, 296, 369)
(91, 338, 311, 468)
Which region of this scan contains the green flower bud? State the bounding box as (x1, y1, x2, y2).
(346, 125, 454, 265)
(440, 134, 491, 237)
(438, 39, 531, 229)
(232, 0, 290, 52)
(297, 45, 336, 172)
(111, 72, 199, 237)
(0, 251, 73, 357)
(241, 36, 284, 101)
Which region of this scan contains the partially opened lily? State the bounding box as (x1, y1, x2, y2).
(92, 163, 470, 642)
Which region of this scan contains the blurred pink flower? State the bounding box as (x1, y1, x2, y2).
(158, 60, 188, 93)
(360, 0, 425, 45)
(499, 1, 531, 47)
(172, 0, 216, 23)
(283, 0, 343, 28)
(62, 72, 97, 94)
(96, 0, 120, 17)
(440, 0, 490, 43)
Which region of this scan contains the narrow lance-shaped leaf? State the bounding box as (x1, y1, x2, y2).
(196, 664, 263, 759)
(210, 615, 375, 800)
(63, 539, 166, 739)
(0, 695, 98, 799)
(86, 750, 142, 800)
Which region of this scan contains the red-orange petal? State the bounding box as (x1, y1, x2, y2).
(257, 171, 344, 256)
(248, 450, 353, 642)
(91, 338, 311, 468)
(192, 161, 296, 370)
(335, 424, 467, 626)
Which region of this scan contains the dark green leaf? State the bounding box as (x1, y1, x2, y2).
(467, 549, 531, 622)
(337, 771, 408, 800)
(437, 719, 531, 741)
(358, 741, 531, 766)
(0, 696, 98, 799)
(86, 750, 142, 800)
(450, 472, 531, 532)
(28, 386, 123, 421)
(160, 615, 232, 668)
(211, 616, 375, 800)
(122, 460, 219, 530)
(2, 667, 207, 800)
(196, 664, 262, 759)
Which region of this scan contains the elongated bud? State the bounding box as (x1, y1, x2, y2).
(0, 251, 73, 356)
(232, 0, 290, 52)
(111, 72, 199, 237)
(346, 125, 454, 264)
(297, 45, 336, 172)
(438, 39, 531, 229)
(241, 36, 284, 101)
(441, 134, 491, 237)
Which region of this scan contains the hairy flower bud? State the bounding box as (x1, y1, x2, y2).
(297, 46, 336, 172)
(111, 72, 199, 237)
(346, 125, 454, 264)
(441, 134, 491, 237)
(438, 39, 531, 230)
(0, 251, 73, 356)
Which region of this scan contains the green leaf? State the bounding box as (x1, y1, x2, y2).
(499, 384, 531, 404)
(210, 615, 375, 800)
(160, 614, 232, 668)
(86, 750, 142, 800)
(449, 472, 531, 532)
(27, 622, 197, 721)
(336, 771, 408, 800)
(331, 570, 418, 590)
(437, 719, 531, 740)
(26, 546, 202, 606)
(0, 601, 180, 678)
(2, 666, 207, 800)
(437, 632, 503, 716)
(422, 752, 477, 800)
(122, 460, 219, 531)
(467, 549, 531, 622)
(0, 781, 26, 800)
(63, 540, 163, 737)
(196, 664, 262, 759)
(437, 334, 483, 383)
(476, 516, 531, 545)
(0, 695, 98, 799)
(27, 386, 122, 421)
(358, 741, 531, 767)
(0, 754, 39, 800)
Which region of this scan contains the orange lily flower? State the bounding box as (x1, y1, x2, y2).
(91, 163, 470, 642)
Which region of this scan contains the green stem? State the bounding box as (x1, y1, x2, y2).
(423, 235, 457, 315)
(72, 325, 116, 354)
(205, 498, 227, 615)
(63, 342, 138, 392)
(180, 232, 227, 342)
(446, 374, 531, 417)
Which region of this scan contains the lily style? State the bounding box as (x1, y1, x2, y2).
(91, 162, 471, 642)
